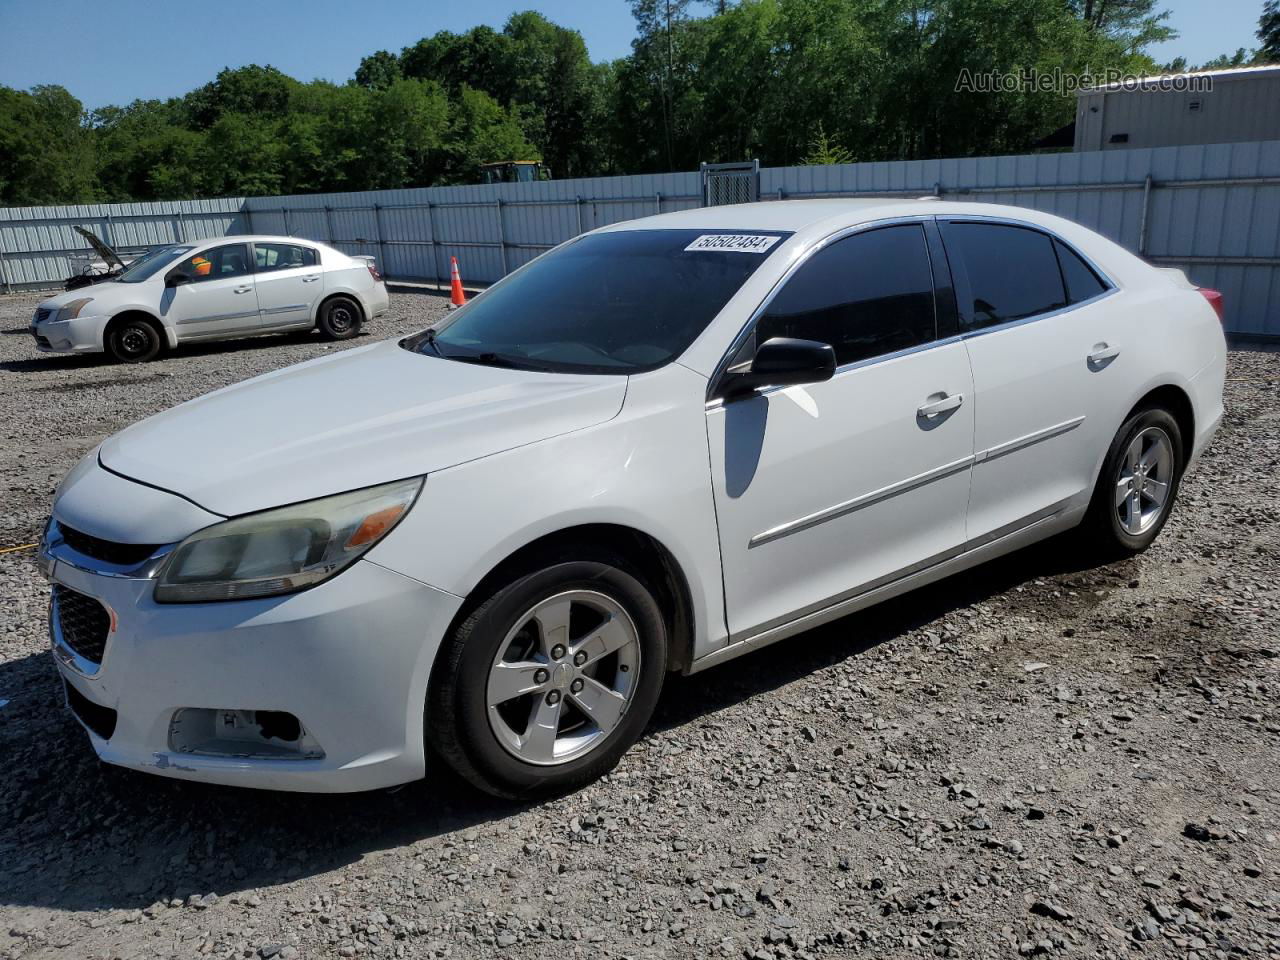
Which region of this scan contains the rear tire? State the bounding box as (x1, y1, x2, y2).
(105, 318, 162, 363)
(1079, 407, 1184, 559)
(317, 296, 362, 341)
(428, 552, 667, 799)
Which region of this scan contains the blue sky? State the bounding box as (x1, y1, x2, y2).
(0, 0, 1268, 110)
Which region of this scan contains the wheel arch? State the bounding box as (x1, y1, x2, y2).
(1125, 383, 1195, 467)
(443, 523, 697, 675)
(104, 309, 171, 351)
(313, 290, 366, 326)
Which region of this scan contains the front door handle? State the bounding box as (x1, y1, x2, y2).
(301, 275, 321, 283)
(1088, 342, 1121, 365)
(233, 285, 253, 294)
(917, 392, 964, 419)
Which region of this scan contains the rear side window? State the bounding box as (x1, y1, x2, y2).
(756, 223, 936, 366)
(255, 243, 318, 272)
(940, 222, 1066, 330)
(1054, 238, 1108, 304)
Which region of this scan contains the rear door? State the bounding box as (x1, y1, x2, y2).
(707, 222, 975, 641)
(939, 220, 1124, 543)
(162, 243, 257, 340)
(251, 242, 323, 328)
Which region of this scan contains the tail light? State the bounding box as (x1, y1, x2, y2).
(1197, 287, 1224, 323)
(367, 263, 383, 284)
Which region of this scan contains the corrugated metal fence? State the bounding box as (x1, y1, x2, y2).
(2, 140, 1277, 336)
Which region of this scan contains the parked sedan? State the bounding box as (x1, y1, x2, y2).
(40, 200, 1225, 798)
(31, 235, 388, 362)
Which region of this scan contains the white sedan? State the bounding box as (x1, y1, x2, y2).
(31, 235, 388, 362)
(40, 200, 1225, 797)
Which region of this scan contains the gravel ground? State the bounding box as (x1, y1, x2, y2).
(0, 291, 1277, 960)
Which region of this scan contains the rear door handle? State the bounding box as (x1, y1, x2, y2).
(917, 392, 964, 419)
(301, 275, 321, 283)
(1088, 342, 1121, 364)
(233, 285, 253, 294)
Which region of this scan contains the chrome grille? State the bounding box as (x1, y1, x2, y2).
(57, 523, 160, 567)
(52, 585, 111, 665)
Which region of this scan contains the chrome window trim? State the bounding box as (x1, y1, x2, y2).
(705, 213, 1120, 407)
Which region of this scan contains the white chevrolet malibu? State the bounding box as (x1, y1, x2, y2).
(30, 235, 388, 362)
(41, 200, 1226, 797)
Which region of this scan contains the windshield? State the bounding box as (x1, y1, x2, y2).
(402, 229, 790, 374)
(116, 245, 194, 283)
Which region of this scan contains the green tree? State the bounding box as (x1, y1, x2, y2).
(354, 50, 402, 90)
(802, 124, 855, 164)
(1260, 0, 1280, 60)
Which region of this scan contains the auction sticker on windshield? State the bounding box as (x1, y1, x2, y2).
(683, 234, 782, 254)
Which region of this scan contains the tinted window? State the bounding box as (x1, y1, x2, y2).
(255, 243, 318, 271)
(1054, 238, 1108, 304)
(756, 224, 936, 366)
(175, 244, 252, 283)
(408, 229, 788, 374)
(941, 223, 1066, 330)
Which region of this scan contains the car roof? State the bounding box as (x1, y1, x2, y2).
(595, 198, 1066, 235)
(191, 235, 330, 246)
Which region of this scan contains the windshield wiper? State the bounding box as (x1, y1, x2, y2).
(449, 351, 550, 372)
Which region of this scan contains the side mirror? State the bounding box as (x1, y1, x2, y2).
(721, 337, 836, 400)
(166, 272, 193, 288)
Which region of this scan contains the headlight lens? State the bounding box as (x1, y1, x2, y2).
(154, 477, 422, 603)
(55, 298, 94, 322)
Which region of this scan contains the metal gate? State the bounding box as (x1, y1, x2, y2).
(701, 160, 760, 206)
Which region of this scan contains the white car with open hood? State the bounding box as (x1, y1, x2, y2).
(30, 235, 388, 362)
(40, 200, 1226, 797)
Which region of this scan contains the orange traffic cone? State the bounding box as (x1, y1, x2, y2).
(449, 256, 467, 307)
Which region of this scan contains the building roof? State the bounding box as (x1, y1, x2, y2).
(1079, 63, 1280, 94)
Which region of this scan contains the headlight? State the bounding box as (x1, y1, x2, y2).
(55, 298, 94, 322)
(154, 477, 423, 603)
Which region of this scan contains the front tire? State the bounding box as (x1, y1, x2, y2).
(1080, 407, 1184, 558)
(317, 296, 362, 341)
(428, 553, 667, 798)
(106, 318, 162, 363)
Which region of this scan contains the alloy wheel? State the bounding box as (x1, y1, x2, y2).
(486, 590, 641, 766)
(1114, 426, 1174, 535)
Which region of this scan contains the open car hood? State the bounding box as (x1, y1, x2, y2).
(74, 225, 125, 272)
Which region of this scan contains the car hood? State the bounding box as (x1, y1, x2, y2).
(99, 339, 628, 517)
(74, 226, 126, 271)
(39, 281, 132, 310)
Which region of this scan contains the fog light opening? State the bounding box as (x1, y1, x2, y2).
(168, 708, 324, 760)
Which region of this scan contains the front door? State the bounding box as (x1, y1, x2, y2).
(251, 242, 323, 328)
(707, 222, 976, 641)
(162, 243, 258, 340)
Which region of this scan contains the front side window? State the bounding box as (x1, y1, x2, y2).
(175, 244, 252, 283)
(755, 223, 937, 366)
(940, 222, 1067, 330)
(255, 243, 318, 272)
(404, 229, 789, 374)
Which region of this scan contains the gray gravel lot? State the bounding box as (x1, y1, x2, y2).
(0, 291, 1277, 960)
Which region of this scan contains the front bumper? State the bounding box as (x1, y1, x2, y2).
(31, 313, 107, 353)
(43, 545, 462, 793)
